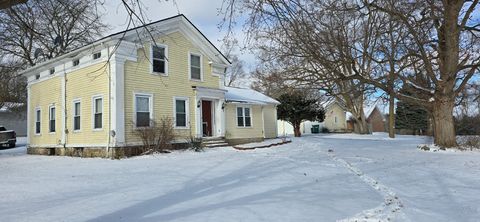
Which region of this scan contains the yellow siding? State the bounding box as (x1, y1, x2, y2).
(65, 62, 110, 145)
(263, 105, 277, 138)
(324, 103, 347, 132)
(225, 104, 263, 139)
(29, 62, 110, 147)
(29, 76, 62, 146)
(124, 31, 220, 143)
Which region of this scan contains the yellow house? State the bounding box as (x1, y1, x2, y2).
(21, 15, 279, 158)
(277, 99, 349, 136)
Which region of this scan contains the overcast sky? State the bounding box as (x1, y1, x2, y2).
(101, 0, 254, 71)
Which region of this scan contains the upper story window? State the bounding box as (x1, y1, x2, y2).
(135, 94, 152, 127)
(93, 96, 103, 129)
(49, 106, 56, 133)
(72, 59, 80, 67)
(189, 53, 202, 80)
(93, 52, 101, 60)
(237, 106, 251, 127)
(73, 101, 81, 131)
(49, 68, 55, 75)
(152, 45, 167, 75)
(35, 108, 41, 134)
(35, 74, 40, 80)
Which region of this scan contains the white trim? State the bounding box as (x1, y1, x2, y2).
(188, 52, 203, 81)
(274, 105, 278, 138)
(109, 55, 127, 146)
(173, 96, 190, 129)
(92, 95, 104, 130)
(34, 107, 41, 136)
(150, 43, 168, 76)
(133, 92, 154, 128)
(48, 105, 56, 134)
(236, 105, 253, 128)
(72, 99, 81, 132)
(27, 86, 31, 144)
(261, 106, 265, 138)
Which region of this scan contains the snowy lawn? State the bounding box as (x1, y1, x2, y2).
(1, 134, 480, 222)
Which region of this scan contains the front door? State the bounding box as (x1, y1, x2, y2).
(202, 100, 212, 137)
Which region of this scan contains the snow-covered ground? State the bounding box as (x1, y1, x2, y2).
(1, 134, 479, 222)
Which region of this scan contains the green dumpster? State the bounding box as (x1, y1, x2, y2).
(311, 125, 320, 134)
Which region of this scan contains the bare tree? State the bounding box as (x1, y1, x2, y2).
(225, 54, 247, 87)
(222, 0, 480, 147)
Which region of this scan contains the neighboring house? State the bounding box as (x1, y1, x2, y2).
(347, 103, 386, 133)
(278, 99, 350, 136)
(0, 103, 27, 136)
(21, 15, 278, 157)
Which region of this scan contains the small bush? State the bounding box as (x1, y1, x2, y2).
(458, 136, 480, 150)
(321, 127, 330, 133)
(133, 117, 175, 154)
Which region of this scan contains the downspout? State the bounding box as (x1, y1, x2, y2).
(62, 63, 67, 150)
(106, 44, 111, 158)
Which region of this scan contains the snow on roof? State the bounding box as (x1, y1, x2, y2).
(0, 103, 24, 112)
(364, 100, 382, 118)
(225, 87, 280, 105)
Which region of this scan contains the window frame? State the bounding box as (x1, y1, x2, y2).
(134, 93, 153, 128)
(48, 105, 56, 133)
(173, 97, 189, 129)
(93, 52, 101, 60)
(35, 107, 41, 135)
(188, 52, 203, 81)
(72, 59, 80, 67)
(73, 99, 81, 132)
(150, 43, 168, 76)
(92, 95, 103, 130)
(236, 105, 253, 128)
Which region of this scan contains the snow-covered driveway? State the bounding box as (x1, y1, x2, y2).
(1, 134, 479, 222)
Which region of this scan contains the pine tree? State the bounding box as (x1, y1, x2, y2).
(277, 90, 325, 137)
(395, 101, 429, 134)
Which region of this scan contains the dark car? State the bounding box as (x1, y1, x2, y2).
(0, 126, 16, 148)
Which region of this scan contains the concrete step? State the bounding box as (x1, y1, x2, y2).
(202, 137, 225, 142)
(204, 142, 229, 148)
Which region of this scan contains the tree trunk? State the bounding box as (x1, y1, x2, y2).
(353, 117, 369, 134)
(388, 95, 395, 138)
(293, 123, 302, 137)
(432, 97, 457, 147)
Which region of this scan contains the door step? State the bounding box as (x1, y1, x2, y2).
(201, 137, 229, 148)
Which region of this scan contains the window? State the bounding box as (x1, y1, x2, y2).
(73, 101, 81, 131)
(334, 116, 338, 123)
(49, 106, 55, 133)
(93, 52, 101, 60)
(49, 68, 55, 75)
(35, 74, 40, 80)
(35, 109, 41, 134)
(237, 106, 251, 127)
(93, 97, 102, 129)
(135, 94, 151, 127)
(174, 98, 188, 127)
(152, 45, 166, 74)
(72, 59, 80, 67)
(190, 53, 201, 80)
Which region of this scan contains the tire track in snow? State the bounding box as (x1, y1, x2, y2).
(325, 150, 409, 222)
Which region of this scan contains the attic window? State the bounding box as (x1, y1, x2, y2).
(35, 74, 40, 80)
(49, 68, 55, 75)
(93, 52, 101, 60)
(72, 59, 80, 66)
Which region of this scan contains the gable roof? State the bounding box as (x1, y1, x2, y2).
(21, 14, 230, 76)
(225, 87, 280, 105)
